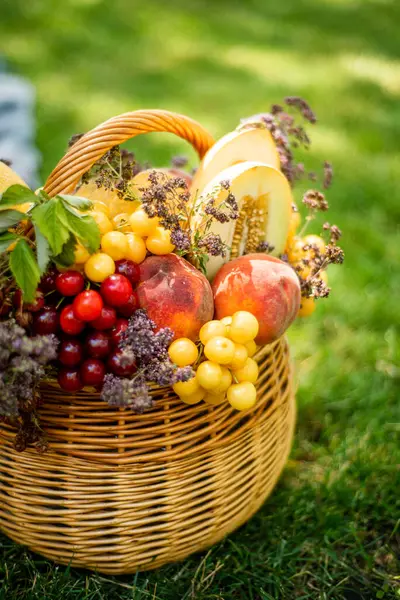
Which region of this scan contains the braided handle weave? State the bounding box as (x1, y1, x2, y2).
(43, 110, 215, 197)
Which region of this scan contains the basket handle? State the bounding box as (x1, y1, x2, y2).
(43, 109, 215, 197)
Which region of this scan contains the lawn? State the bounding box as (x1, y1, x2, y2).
(1, 0, 400, 598)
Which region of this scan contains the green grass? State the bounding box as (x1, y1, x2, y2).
(1, 0, 400, 598)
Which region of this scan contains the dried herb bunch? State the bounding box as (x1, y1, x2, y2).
(101, 310, 193, 411)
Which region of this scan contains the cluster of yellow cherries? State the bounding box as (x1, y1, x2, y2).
(286, 211, 328, 317)
(73, 201, 175, 282)
(168, 311, 260, 412)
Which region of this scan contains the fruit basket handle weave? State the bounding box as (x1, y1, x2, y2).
(43, 109, 215, 196)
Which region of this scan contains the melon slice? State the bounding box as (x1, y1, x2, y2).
(0, 161, 33, 213)
(191, 161, 292, 280)
(191, 126, 280, 198)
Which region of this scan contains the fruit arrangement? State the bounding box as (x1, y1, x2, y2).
(0, 98, 343, 450)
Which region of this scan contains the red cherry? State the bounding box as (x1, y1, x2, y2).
(56, 270, 85, 296)
(85, 331, 111, 359)
(100, 274, 132, 307)
(115, 260, 140, 285)
(118, 291, 139, 318)
(33, 306, 59, 335)
(110, 318, 129, 348)
(40, 268, 58, 294)
(59, 339, 84, 367)
(13, 289, 44, 312)
(73, 290, 103, 322)
(80, 358, 105, 387)
(60, 305, 85, 335)
(58, 367, 83, 392)
(91, 306, 117, 330)
(107, 350, 136, 377)
(12, 289, 23, 309)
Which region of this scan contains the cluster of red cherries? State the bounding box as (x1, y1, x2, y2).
(25, 260, 141, 392)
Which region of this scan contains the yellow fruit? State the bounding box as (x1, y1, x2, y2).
(204, 336, 235, 365)
(196, 361, 223, 391)
(230, 311, 259, 344)
(76, 181, 138, 218)
(298, 297, 316, 317)
(210, 367, 232, 395)
(245, 340, 258, 358)
(204, 393, 226, 406)
(84, 253, 115, 282)
(112, 213, 132, 232)
(229, 343, 248, 369)
(233, 357, 259, 384)
(320, 270, 328, 284)
(227, 382, 257, 411)
(101, 231, 128, 261)
(199, 320, 227, 345)
(91, 211, 113, 235)
(168, 338, 198, 367)
(129, 208, 159, 237)
(0, 161, 34, 214)
(288, 209, 301, 239)
(220, 316, 232, 326)
(173, 377, 201, 397)
(74, 242, 91, 264)
(303, 234, 326, 254)
(286, 236, 304, 263)
(180, 388, 206, 404)
(145, 227, 175, 255)
(125, 233, 147, 264)
(92, 201, 111, 217)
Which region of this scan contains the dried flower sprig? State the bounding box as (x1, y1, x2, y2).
(100, 310, 194, 411)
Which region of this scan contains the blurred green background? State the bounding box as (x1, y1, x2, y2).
(1, 0, 399, 598)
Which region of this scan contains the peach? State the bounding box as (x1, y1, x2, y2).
(137, 254, 214, 341)
(212, 254, 300, 345)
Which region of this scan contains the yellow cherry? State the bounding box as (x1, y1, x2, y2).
(204, 336, 235, 365)
(229, 343, 248, 369)
(173, 377, 200, 398)
(91, 211, 113, 235)
(303, 234, 326, 254)
(145, 227, 175, 255)
(129, 208, 159, 236)
(180, 388, 206, 405)
(101, 231, 128, 261)
(168, 338, 198, 367)
(74, 242, 90, 264)
(84, 253, 115, 282)
(211, 367, 232, 395)
(227, 382, 257, 411)
(204, 393, 226, 406)
(233, 357, 259, 384)
(230, 311, 259, 344)
(112, 213, 132, 232)
(196, 361, 222, 391)
(199, 320, 227, 345)
(298, 297, 316, 317)
(245, 340, 258, 358)
(125, 233, 147, 264)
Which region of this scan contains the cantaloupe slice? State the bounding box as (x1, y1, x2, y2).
(0, 161, 33, 213)
(191, 161, 292, 280)
(191, 127, 280, 199)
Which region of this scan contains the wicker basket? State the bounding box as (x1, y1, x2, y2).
(0, 110, 295, 574)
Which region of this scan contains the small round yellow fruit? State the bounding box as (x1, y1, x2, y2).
(168, 338, 198, 367)
(84, 253, 115, 282)
(112, 213, 131, 232)
(199, 320, 227, 345)
(129, 208, 159, 236)
(101, 231, 128, 261)
(173, 377, 200, 398)
(92, 201, 111, 217)
(298, 297, 316, 317)
(233, 357, 259, 384)
(227, 382, 257, 411)
(229, 343, 248, 369)
(91, 211, 113, 235)
(146, 227, 175, 255)
(220, 316, 232, 326)
(180, 388, 206, 405)
(230, 311, 259, 344)
(204, 336, 235, 365)
(303, 234, 326, 254)
(196, 361, 222, 391)
(204, 393, 226, 406)
(211, 367, 232, 395)
(125, 233, 147, 264)
(74, 242, 90, 264)
(245, 340, 258, 358)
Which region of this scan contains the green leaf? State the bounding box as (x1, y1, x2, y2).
(0, 209, 25, 231)
(59, 194, 93, 211)
(31, 198, 70, 255)
(55, 235, 76, 267)
(9, 239, 40, 303)
(34, 224, 50, 274)
(0, 184, 37, 210)
(60, 200, 100, 252)
(0, 231, 19, 253)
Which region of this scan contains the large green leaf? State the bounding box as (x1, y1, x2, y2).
(0, 209, 25, 232)
(59, 194, 93, 212)
(0, 231, 19, 253)
(60, 200, 100, 252)
(34, 224, 51, 274)
(9, 239, 40, 303)
(55, 235, 76, 267)
(31, 198, 70, 256)
(0, 184, 38, 210)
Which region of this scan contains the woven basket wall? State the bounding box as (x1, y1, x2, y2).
(0, 111, 296, 574)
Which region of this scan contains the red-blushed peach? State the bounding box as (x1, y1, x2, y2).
(212, 253, 300, 344)
(137, 254, 214, 341)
